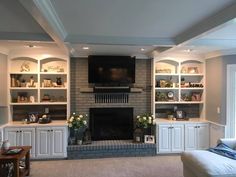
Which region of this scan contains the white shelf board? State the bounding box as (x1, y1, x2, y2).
(10, 102, 68, 105)
(155, 88, 179, 90)
(40, 72, 67, 75)
(179, 101, 204, 104)
(10, 102, 40, 105)
(155, 101, 180, 104)
(39, 102, 67, 105)
(9, 72, 38, 75)
(10, 87, 38, 90)
(40, 87, 67, 90)
(180, 73, 204, 76)
(180, 87, 204, 90)
(155, 73, 178, 76)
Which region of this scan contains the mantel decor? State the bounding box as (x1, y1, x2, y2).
(67, 112, 88, 145)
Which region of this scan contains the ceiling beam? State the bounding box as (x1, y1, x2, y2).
(174, 2, 236, 45)
(66, 35, 175, 46)
(18, 0, 69, 55)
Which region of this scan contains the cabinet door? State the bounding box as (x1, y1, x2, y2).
(185, 124, 197, 150)
(171, 124, 184, 152)
(20, 128, 35, 156)
(36, 127, 51, 158)
(51, 127, 66, 157)
(197, 123, 209, 150)
(4, 128, 20, 146)
(158, 124, 171, 153)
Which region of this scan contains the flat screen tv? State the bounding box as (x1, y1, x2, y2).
(88, 55, 135, 85)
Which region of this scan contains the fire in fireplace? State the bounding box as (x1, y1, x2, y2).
(89, 108, 133, 140)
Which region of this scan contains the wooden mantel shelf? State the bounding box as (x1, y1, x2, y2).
(80, 87, 143, 93)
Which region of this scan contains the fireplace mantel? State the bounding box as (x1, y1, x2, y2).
(79, 87, 143, 93)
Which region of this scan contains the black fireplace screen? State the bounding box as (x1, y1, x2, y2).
(89, 108, 133, 140)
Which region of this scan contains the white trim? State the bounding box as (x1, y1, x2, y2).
(226, 64, 236, 138)
(33, 0, 67, 40)
(208, 120, 225, 127)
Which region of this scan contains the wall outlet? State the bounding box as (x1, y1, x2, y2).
(217, 107, 221, 114)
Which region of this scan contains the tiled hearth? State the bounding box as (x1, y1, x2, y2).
(67, 140, 156, 159)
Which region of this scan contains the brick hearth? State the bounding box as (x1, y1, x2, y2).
(67, 140, 156, 159)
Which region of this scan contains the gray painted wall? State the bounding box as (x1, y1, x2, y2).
(0, 53, 8, 125)
(206, 54, 236, 125)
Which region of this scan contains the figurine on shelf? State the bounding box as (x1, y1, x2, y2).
(42, 94, 51, 102)
(29, 76, 35, 87)
(20, 61, 30, 72)
(20, 79, 26, 87)
(56, 77, 62, 86)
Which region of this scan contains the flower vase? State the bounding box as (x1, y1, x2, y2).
(74, 128, 85, 145)
(143, 127, 152, 136)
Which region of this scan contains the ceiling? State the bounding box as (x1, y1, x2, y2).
(1, 0, 236, 58)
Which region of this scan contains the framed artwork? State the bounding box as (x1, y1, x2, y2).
(174, 110, 186, 119)
(28, 112, 39, 123)
(144, 135, 155, 144)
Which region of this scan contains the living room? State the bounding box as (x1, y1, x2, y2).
(1, 0, 236, 177)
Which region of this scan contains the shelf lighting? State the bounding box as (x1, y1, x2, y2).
(82, 46, 90, 50)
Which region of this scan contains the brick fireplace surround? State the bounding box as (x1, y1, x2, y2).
(70, 57, 152, 116)
(68, 58, 155, 158)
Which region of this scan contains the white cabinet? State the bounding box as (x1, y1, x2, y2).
(0, 54, 7, 107)
(4, 127, 35, 157)
(36, 126, 67, 158)
(185, 123, 209, 150)
(158, 124, 184, 153)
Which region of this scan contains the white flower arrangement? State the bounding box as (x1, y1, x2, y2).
(67, 112, 88, 129)
(136, 113, 155, 128)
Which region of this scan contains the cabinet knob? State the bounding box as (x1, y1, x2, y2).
(47, 130, 50, 132)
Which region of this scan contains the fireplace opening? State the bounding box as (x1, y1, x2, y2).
(89, 108, 133, 140)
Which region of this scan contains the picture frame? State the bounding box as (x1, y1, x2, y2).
(174, 110, 186, 119)
(28, 112, 39, 123)
(191, 92, 201, 101)
(144, 135, 155, 144)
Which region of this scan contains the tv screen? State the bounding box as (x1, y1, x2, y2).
(88, 55, 135, 84)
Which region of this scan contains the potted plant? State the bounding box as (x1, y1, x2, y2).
(134, 113, 155, 142)
(67, 112, 88, 145)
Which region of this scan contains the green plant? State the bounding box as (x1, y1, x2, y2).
(136, 113, 155, 129)
(67, 112, 88, 129)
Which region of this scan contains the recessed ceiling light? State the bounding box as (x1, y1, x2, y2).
(141, 48, 145, 51)
(183, 49, 193, 53)
(82, 46, 89, 50)
(27, 44, 35, 48)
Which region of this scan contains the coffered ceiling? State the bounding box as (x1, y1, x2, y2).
(1, 0, 236, 58)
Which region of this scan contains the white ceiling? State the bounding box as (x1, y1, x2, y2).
(1, 0, 236, 58)
(51, 0, 233, 38)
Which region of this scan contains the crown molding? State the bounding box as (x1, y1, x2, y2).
(19, 0, 69, 55)
(204, 48, 236, 59)
(32, 0, 67, 40)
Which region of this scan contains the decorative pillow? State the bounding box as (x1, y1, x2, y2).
(208, 143, 236, 160)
